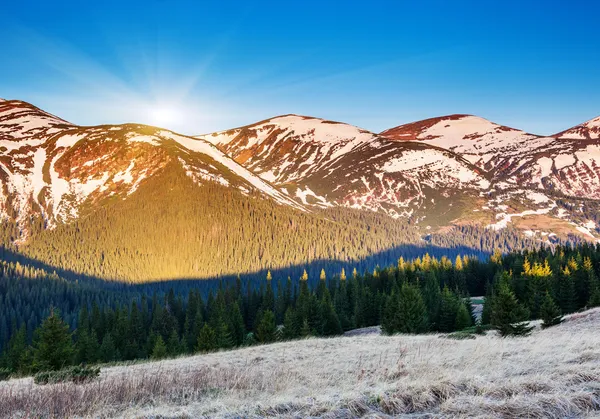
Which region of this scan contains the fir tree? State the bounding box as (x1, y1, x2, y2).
(255, 310, 277, 343)
(455, 302, 472, 331)
(196, 324, 217, 353)
(395, 283, 429, 334)
(540, 292, 562, 329)
(32, 309, 75, 371)
(491, 282, 532, 337)
(151, 335, 168, 359)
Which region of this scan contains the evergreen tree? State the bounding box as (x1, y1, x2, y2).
(282, 307, 298, 340)
(320, 293, 342, 336)
(99, 334, 117, 363)
(395, 283, 428, 334)
(454, 302, 472, 331)
(491, 282, 533, 337)
(151, 335, 168, 359)
(540, 292, 562, 329)
(196, 324, 217, 353)
(438, 286, 459, 333)
(255, 310, 277, 343)
(32, 309, 75, 371)
(422, 271, 441, 330)
(4, 324, 27, 373)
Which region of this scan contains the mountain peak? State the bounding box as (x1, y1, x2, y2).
(380, 114, 523, 143)
(554, 115, 600, 140)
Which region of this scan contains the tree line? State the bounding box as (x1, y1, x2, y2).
(2, 242, 600, 376)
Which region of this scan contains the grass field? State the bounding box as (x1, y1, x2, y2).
(2, 308, 600, 418)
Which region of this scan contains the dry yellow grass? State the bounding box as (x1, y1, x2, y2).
(2, 308, 600, 418)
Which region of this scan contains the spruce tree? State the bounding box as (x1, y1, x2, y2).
(32, 309, 75, 371)
(196, 324, 217, 353)
(491, 282, 533, 337)
(422, 271, 441, 329)
(255, 310, 277, 343)
(99, 334, 117, 362)
(438, 287, 459, 333)
(283, 307, 299, 340)
(540, 292, 562, 329)
(151, 335, 168, 359)
(5, 324, 27, 373)
(396, 283, 429, 334)
(455, 302, 472, 331)
(320, 293, 342, 336)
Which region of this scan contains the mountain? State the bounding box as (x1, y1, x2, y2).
(0, 100, 441, 282)
(0, 99, 597, 282)
(198, 115, 489, 222)
(554, 115, 600, 140)
(202, 114, 600, 242)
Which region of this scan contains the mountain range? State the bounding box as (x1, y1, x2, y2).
(0, 97, 598, 282)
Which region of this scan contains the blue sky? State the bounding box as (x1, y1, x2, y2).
(1, 0, 599, 135)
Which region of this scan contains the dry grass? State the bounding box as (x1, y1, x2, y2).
(2, 309, 600, 418)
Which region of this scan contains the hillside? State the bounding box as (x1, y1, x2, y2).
(201, 114, 600, 242)
(0, 99, 598, 282)
(2, 308, 599, 418)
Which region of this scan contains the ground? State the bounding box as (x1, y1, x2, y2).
(2, 309, 600, 418)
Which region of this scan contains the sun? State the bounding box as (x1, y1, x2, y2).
(147, 105, 182, 128)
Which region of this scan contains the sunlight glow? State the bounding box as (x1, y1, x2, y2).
(148, 105, 183, 128)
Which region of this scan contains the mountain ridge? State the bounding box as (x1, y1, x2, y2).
(0, 98, 598, 282)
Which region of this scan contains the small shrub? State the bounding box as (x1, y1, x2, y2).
(34, 365, 101, 385)
(0, 368, 11, 381)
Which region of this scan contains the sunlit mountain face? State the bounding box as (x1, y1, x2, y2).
(0, 98, 597, 282)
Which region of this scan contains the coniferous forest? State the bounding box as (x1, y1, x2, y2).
(2, 242, 600, 378)
(0, 168, 547, 284)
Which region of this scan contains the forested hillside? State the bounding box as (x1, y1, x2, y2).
(0, 162, 541, 283)
(2, 242, 600, 375)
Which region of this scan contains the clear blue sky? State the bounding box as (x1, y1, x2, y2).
(1, 0, 599, 135)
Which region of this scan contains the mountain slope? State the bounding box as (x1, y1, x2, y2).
(0, 100, 302, 239)
(554, 115, 600, 140)
(380, 114, 554, 172)
(199, 115, 489, 222)
(202, 114, 600, 242)
(0, 100, 445, 282)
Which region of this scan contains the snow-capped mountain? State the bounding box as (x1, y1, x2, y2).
(381, 114, 600, 199)
(198, 115, 488, 220)
(0, 100, 301, 239)
(2, 99, 599, 248)
(554, 115, 600, 140)
(201, 113, 600, 241)
(380, 114, 555, 172)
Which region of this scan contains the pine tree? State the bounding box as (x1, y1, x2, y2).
(255, 310, 277, 343)
(454, 302, 472, 331)
(5, 324, 27, 373)
(540, 292, 562, 329)
(151, 335, 168, 359)
(491, 282, 532, 337)
(395, 283, 428, 334)
(32, 309, 75, 371)
(438, 287, 459, 333)
(196, 324, 217, 353)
